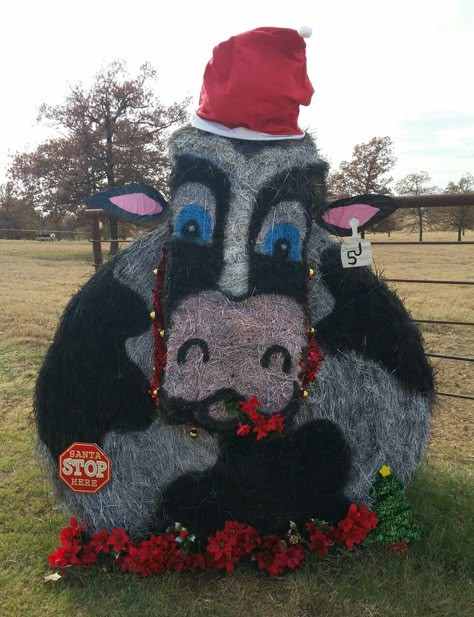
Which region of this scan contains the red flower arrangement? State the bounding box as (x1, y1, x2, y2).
(236, 395, 285, 440)
(48, 505, 378, 578)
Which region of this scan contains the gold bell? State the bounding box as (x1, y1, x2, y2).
(302, 389, 309, 399)
(308, 327, 315, 336)
(159, 329, 166, 338)
(152, 389, 158, 396)
(153, 268, 158, 276)
(189, 428, 199, 439)
(149, 311, 156, 320)
(308, 268, 315, 278)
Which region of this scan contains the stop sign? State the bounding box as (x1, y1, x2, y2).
(58, 442, 111, 494)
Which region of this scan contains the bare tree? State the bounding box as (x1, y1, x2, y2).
(0, 182, 39, 239)
(441, 173, 474, 241)
(328, 137, 396, 197)
(395, 172, 438, 241)
(11, 61, 189, 254)
(371, 210, 404, 237)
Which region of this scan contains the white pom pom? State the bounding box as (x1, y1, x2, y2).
(298, 25, 312, 39)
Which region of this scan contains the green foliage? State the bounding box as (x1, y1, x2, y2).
(365, 471, 422, 546)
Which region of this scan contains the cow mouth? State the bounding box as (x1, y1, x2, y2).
(159, 388, 244, 433)
(158, 385, 302, 434)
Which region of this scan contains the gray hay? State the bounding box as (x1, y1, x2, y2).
(296, 350, 431, 503)
(114, 226, 166, 380)
(301, 232, 431, 501)
(40, 419, 220, 537)
(305, 225, 337, 323)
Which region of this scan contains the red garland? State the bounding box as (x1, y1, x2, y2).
(148, 244, 168, 407)
(299, 334, 324, 390)
(48, 505, 378, 577)
(237, 395, 285, 440)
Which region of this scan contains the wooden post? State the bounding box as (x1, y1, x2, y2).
(87, 209, 104, 270)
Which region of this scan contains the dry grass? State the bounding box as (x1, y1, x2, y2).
(0, 236, 473, 617)
(370, 230, 474, 468)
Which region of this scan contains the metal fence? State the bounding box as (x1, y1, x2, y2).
(86, 192, 474, 401)
(373, 193, 474, 401)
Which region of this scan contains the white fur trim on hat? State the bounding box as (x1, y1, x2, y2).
(191, 114, 305, 141)
(298, 25, 312, 38)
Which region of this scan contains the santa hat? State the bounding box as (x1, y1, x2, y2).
(191, 26, 314, 141)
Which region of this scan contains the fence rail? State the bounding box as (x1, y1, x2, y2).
(386, 278, 474, 285)
(394, 193, 474, 208)
(86, 195, 474, 402)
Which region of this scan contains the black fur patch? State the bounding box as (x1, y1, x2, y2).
(35, 263, 156, 458)
(157, 419, 351, 536)
(166, 155, 231, 313)
(165, 241, 223, 319)
(248, 166, 323, 304)
(250, 254, 308, 301)
(317, 246, 434, 395)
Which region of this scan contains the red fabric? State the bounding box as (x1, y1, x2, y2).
(197, 27, 314, 136)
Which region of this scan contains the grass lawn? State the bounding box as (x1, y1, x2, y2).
(0, 236, 473, 617)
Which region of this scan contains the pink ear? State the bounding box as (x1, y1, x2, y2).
(110, 193, 163, 216)
(322, 204, 380, 229)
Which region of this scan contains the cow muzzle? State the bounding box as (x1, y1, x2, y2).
(160, 290, 307, 428)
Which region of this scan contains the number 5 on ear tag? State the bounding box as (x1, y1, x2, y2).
(341, 217, 373, 268)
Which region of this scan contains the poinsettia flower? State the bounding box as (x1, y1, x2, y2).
(207, 531, 234, 561)
(253, 422, 270, 440)
(241, 526, 260, 553)
(167, 548, 187, 571)
(48, 503, 380, 577)
(89, 529, 111, 554)
(266, 414, 285, 433)
(47, 540, 82, 568)
(237, 397, 286, 439)
(307, 526, 330, 556)
(59, 517, 86, 544)
(282, 544, 305, 570)
(108, 528, 129, 552)
(185, 552, 206, 571)
(237, 423, 251, 436)
(79, 545, 97, 566)
(239, 395, 262, 423)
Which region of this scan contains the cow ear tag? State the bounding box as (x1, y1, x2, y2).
(340, 218, 373, 268)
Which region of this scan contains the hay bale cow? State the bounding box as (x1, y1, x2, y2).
(35, 27, 434, 538)
(35, 126, 433, 538)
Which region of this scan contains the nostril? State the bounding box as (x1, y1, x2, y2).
(177, 338, 210, 365)
(261, 345, 292, 375)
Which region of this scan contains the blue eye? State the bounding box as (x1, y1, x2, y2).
(262, 223, 301, 261)
(175, 204, 212, 243)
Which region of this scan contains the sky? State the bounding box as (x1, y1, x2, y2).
(1, 0, 473, 188)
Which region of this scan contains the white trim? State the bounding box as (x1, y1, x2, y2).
(191, 114, 305, 141)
